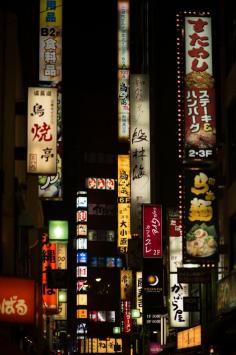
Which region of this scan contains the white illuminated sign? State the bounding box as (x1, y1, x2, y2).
(27, 87, 57, 174)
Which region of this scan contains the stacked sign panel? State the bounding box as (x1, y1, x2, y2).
(177, 12, 218, 266)
(38, 0, 63, 199)
(168, 209, 189, 328)
(184, 16, 216, 161)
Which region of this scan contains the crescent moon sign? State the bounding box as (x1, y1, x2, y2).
(149, 275, 159, 286)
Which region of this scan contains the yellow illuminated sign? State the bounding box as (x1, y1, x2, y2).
(76, 294, 87, 306)
(118, 155, 131, 253)
(120, 270, 132, 300)
(40, 0, 62, 27)
(177, 325, 201, 349)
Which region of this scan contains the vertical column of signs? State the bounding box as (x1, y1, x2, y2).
(177, 12, 218, 266)
(142, 205, 164, 330)
(76, 191, 88, 340)
(38, 0, 63, 199)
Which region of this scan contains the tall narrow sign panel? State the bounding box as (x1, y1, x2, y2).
(27, 87, 57, 174)
(39, 0, 62, 83)
(184, 169, 218, 264)
(117, 0, 129, 69)
(143, 205, 162, 258)
(136, 271, 143, 325)
(117, 0, 130, 141)
(168, 209, 183, 273)
(42, 232, 58, 314)
(130, 74, 151, 235)
(118, 69, 130, 141)
(118, 155, 131, 253)
(39, 0, 63, 199)
(169, 274, 189, 328)
(184, 15, 216, 161)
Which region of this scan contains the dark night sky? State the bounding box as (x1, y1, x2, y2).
(63, 1, 117, 153)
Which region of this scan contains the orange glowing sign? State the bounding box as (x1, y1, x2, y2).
(0, 277, 35, 324)
(77, 309, 88, 319)
(177, 325, 201, 349)
(42, 234, 58, 313)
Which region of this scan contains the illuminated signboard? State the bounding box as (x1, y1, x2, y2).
(143, 204, 162, 258)
(39, 1, 63, 199)
(143, 258, 164, 326)
(123, 300, 132, 333)
(38, 92, 63, 200)
(77, 224, 87, 236)
(217, 272, 236, 314)
(136, 271, 143, 325)
(77, 210, 88, 222)
(177, 325, 201, 349)
(168, 209, 183, 272)
(86, 178, 115, 190)
(38, 150, 62, 199)
(77, 252, 87, 264)
(117, 0, 129, 69)
(77, 266, 87, 278)
(0, 277, 35, 324)
(118, 69, 130, 141)
(117, 155, 131, 253)
(77, 309, 88, 319)
(130, 74, 151, 235)
(77, 238, 88, 250)
(117, 0, 130, 142)
(56, 243, 67, 269)
(120, 270, 133, 300)
(79, 338, 122, 353)
(42, 234, 58, 313)
(77, 195, 88, 208)
(77, 294, 88, 306)
(53, 302, 67, 320)
(169, 274, 189, 328)
(184, 169, 218, 263)
(49, 220, 68, 242)
(27, 87, 57, 174)
(39, 0, 62, 83)
(184, 15, 216, 161)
